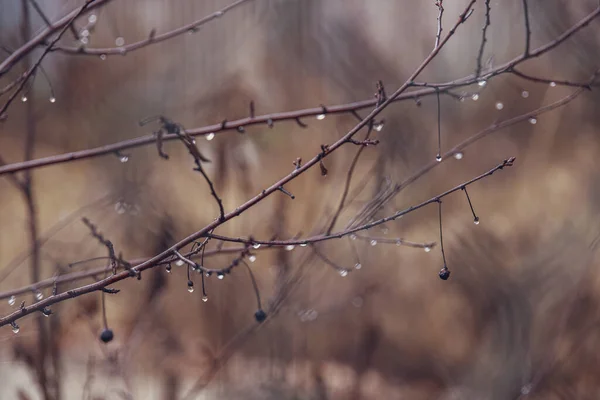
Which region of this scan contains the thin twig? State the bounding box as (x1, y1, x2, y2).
(434, 1, 444, 49)
(522, 0, 531, 56)
(52, 0, 254, 57)
(475, 0, 492, 77)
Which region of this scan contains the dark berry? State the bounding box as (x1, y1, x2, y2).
(254, 309, 267, 323)
(100, 328, 114, 343)
(439, 267, 451, 281)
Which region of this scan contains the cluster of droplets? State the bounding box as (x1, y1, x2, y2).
(114, 201, 140, 215)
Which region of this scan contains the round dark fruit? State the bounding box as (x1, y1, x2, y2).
(100, 328, 114, 343)
(254, 309, 267, 323)
(439, 268, 451, 280)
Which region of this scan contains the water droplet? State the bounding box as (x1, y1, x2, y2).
(49, 97, 56, 103)
(316, 114, 326, 120)
(528, 117, 537, 125)
(252, 243, 261, 249)
(354, 263, 362, 270)
(88, 14, 97, 24)
(42, 308, 51, 317)
(350, 234, 357, 240)
(187, 285, 194, 293)
(8, 296, 16, 306)
(115, 37, 125, 46)
(202, 296, 208, 302)
(248, 255, 257, 263)
(119, 155, 128, 163)
(175, 260, 184, 267)
(114, 201, 127, 214)
(206, 132, 215, 141)
(474, 217, 480, 225)
(285, 245, 295, 251)
(550, 81, 557, 87)
(395, 240, 402, 246)
(81, 29, 90, 38)
(471, 94, 479, 101)
(339, 269, 349, 277)
(99, 54, 106, 60)
(436, 154, 442, 162)
(166, 265, 172, 273)
(300, 243, 308, 247)
(352, 297, 364, 308)
(370, 239, 377, 246)
(217, 273, 224, 280)
(495, 102, 504, 110)
(374, 122, 384, 132)
(80, 37, 89, 45)
(214, 10, 224, 17)
(21, 95, 27, 102)
(35, 291, 43, 301)
(478, 80, 487, 87)
(11, 323, 19, 334)
(424, 246, 432, 253)
(521, 90, 529, 98)
(454, 152, 463, 160)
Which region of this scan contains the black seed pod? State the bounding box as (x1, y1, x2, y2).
(254, 309, 267, 323)
(100, 328, 114, 343)
(439, 267, 451, 281)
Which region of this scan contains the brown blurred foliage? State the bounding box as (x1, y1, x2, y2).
(1, 0, 600, 399)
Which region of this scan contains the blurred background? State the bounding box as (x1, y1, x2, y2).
(1, 0, 600, 399)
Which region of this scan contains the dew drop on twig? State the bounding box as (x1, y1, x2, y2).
(528, 117, 537, 125)
(206, 133, 215, 141)
(8, 296, 16, 306)
(316, 114, 326, 120)
(339, 269, 348, 277)
(115, 37, 125, 46)
(249, 255, 257, 263)
(454, 152, 463, 160)
(424, 246, 432, 253)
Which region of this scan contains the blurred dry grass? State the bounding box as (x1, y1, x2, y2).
(1, 0, 600, 399)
